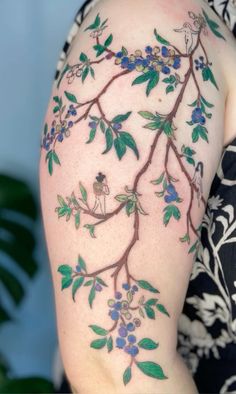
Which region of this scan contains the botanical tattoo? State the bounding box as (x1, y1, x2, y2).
(41, 9, 225, 386)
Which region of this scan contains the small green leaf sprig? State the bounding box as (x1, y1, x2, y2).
(57, 257, 169, 385)
(86, 111, 139, 160)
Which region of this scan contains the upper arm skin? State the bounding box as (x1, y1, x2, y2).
(40, 0, 228, 393)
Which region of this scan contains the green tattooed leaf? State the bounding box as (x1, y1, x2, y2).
(127, 290, 133, 303)
(163, 177, 168, 191)
(90, 67, 95, 79)
(80, 52, 88, 62)
(72, 276, 84, 301)
(115, 194, 128, 202)
(163, 205, 181, 226)
(90, 337, 107, 349)
(163, 121, 173, 137)
(146, 71, 159, 96)
(93, 44, 105, 57)
(44, 123, 48, 136)
(121, 46, 128, 56)
(188, 99, 198, 107)
(114, 136, 126, 160)
(104, 34, 113, 47)
(86, 128, 97, 144)
(112, 111, 131, 123)
(138, 338, 159, 350)
(132, 70, 154, 87)
(53, 106, 60, 114)
(136, 361, 167, 380)
(84, 224, 96, 238)
(123, 366, 132, 385)
(200, 95, 214, 108)
(192, 127, 199, 143)
(84, 279, 93, 286)
(138, 280, 159, 293)
(154, 28, 170, 46)
(84, 13, 101, 31)
(89, 285, 96, 308)
(61, 276, 73, 290)
(102, 127, 113, 154)
(119, 132, 139, 159)
(79, 182, 87, 202)
(182, 146, 196, 157)
(100, 119, 106, 133)
(144, 121, 162, 130)
(89, 325, 108, 336)
(52, 151, 60, 165)
(145, 298, 158, 306)
(138, 111, 156, 120)
(96, 277, 108, 287)
(57, 195, 66, 207)
(180, 233, 190, 243)
(64, 91, 78, 103)
(202, 67, 219, 90)
(151, 172, 165, 185)
(156, 304, 170, 317)
(139, 307, 145, 318)
(144, 305, 155, 319)
(78, 255, 87, 273)
(187, 120, 194, 126)
(188, 240, 199, 254)
(107, 336, 113, 352)
(186, 157, 195, 166)
(82, 66, 89, 83)
(57, 205, 72, 218)
(166, 85, 174, 94)
(126, 200, 136, 216)
(57, 63, 70, 89)
(202, 9, 225, 40)
(58, 265, 72, 276)
(192, 125, 209, 143)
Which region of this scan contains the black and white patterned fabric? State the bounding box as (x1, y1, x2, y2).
(54, 1, 236, 393)
(178, 137, 236, 393)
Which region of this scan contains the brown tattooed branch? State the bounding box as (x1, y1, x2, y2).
(111, 210, 140, 292)
(164, 139, 171, 183)
(199, 37, 210, 65)
(190, 57, 201, 102)
(169, 139, 206, 208)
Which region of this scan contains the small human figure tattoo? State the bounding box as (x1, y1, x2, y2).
(92, 172, 110, 215)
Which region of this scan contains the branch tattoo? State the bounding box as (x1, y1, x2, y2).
(41, 9, 225, 386)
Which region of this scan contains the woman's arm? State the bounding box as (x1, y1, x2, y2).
(40, 0, 229, 392)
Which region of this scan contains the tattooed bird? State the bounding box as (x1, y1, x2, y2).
(92, 172, 110, 215)
(174, 23, 198, 54)
(191, 161, 204, 207)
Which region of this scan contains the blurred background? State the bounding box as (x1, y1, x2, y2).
(0, 1, 82, 392)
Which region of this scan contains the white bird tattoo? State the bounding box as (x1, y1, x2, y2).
(174, 23, 198, 54)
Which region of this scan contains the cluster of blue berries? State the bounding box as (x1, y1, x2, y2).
(107, 283, 141, 356)
(116, 326, 139, 356)
(194, 56, 206, 71)
(164, 184, 179, 203)
(42, 118, 74, 150)
(191, 107, 206, 125)
(115, 45, 181, 75)
(67, 104, 77, 117)
(108, 283, 138, 321)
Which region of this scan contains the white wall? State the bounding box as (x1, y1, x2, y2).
(0, 0, 83, 379)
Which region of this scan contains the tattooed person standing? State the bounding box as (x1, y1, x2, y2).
(40, 0, 236, 393)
